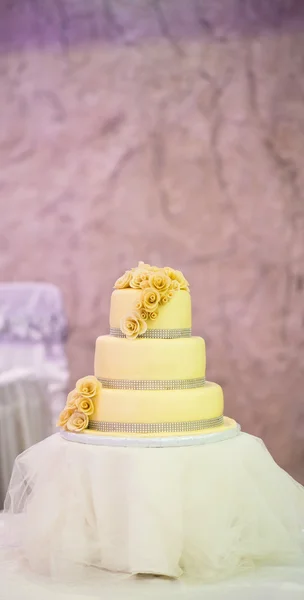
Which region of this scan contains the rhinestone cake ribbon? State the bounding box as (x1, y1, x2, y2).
(110, 327, 192, 339)
(88, 415, 224, 434)
(98, 377, 205, 390)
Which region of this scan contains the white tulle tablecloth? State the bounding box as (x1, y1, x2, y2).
(1, 514, 304, 600)
(0, 369, 51, 506)
(4, 431, 304, 586)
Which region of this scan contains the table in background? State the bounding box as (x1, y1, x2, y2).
(0, 369, 51, 507)
(0, 282, 69, 429)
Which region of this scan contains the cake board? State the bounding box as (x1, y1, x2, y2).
(60, 416, 240, 447)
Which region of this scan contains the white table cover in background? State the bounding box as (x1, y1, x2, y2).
(0, 369, 51, 507)
(0, 282, 69, 428)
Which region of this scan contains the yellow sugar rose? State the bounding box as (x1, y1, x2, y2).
(139, 308, 149, 320)
(174, 269, 190, 291)
(76, 396, 94, 416)
(148, 270, 171, 294)
(66, 411, 89, 433)
(149, 310, 158, 321)
(141, 287, 161, 312)
(130, 270, 150, 289)
(57, 407, 74, 428)
(164, 267, 189, 291)
(160, 295, 169, 305)
(140, 272, 149, 281)
(130, 273, 143, 288)
(140, 279, 151, 289)
(76, 376, 102, 399)
(66, 389, 83, 409)
(120, 312, 148, 339)
(114, 270, 132, 289)
(170, 280, 181, 292)
(135, 301, 142, 310)
(164, 267, 176, 279)
(137, 262, 159, 272)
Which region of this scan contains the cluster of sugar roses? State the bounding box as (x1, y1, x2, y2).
(57, 376, 102, 432)
(114, 262, 190, 339)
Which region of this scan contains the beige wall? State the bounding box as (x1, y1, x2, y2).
(1, 2, 304, 480)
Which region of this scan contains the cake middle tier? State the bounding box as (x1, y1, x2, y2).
(95, 335, 206, 382)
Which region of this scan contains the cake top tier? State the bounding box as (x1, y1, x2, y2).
(110, 262, 191, 339)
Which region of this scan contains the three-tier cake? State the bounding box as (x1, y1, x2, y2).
(58, 262, 237, 439)
(5, 262, 304, 583)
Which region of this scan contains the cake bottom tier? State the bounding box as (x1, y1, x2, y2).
(4, 432, 304, 581)
(89, 381, 224, 436)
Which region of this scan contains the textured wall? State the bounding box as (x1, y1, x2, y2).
(1, 1, 304, 480)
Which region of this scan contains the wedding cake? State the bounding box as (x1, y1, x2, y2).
(57, 262, 237, 439)
(4, 262, 304, 583)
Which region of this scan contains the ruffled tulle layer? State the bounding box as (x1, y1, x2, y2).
(4, 432, 304, 582)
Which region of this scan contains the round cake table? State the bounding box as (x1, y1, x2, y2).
(3, 425, 304, 586)
(1, 514, 304, 600)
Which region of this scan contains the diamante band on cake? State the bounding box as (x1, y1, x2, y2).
(88, 415, 224, 433)
(98, 377, 205, 390)
(110, 327, 192, 339)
